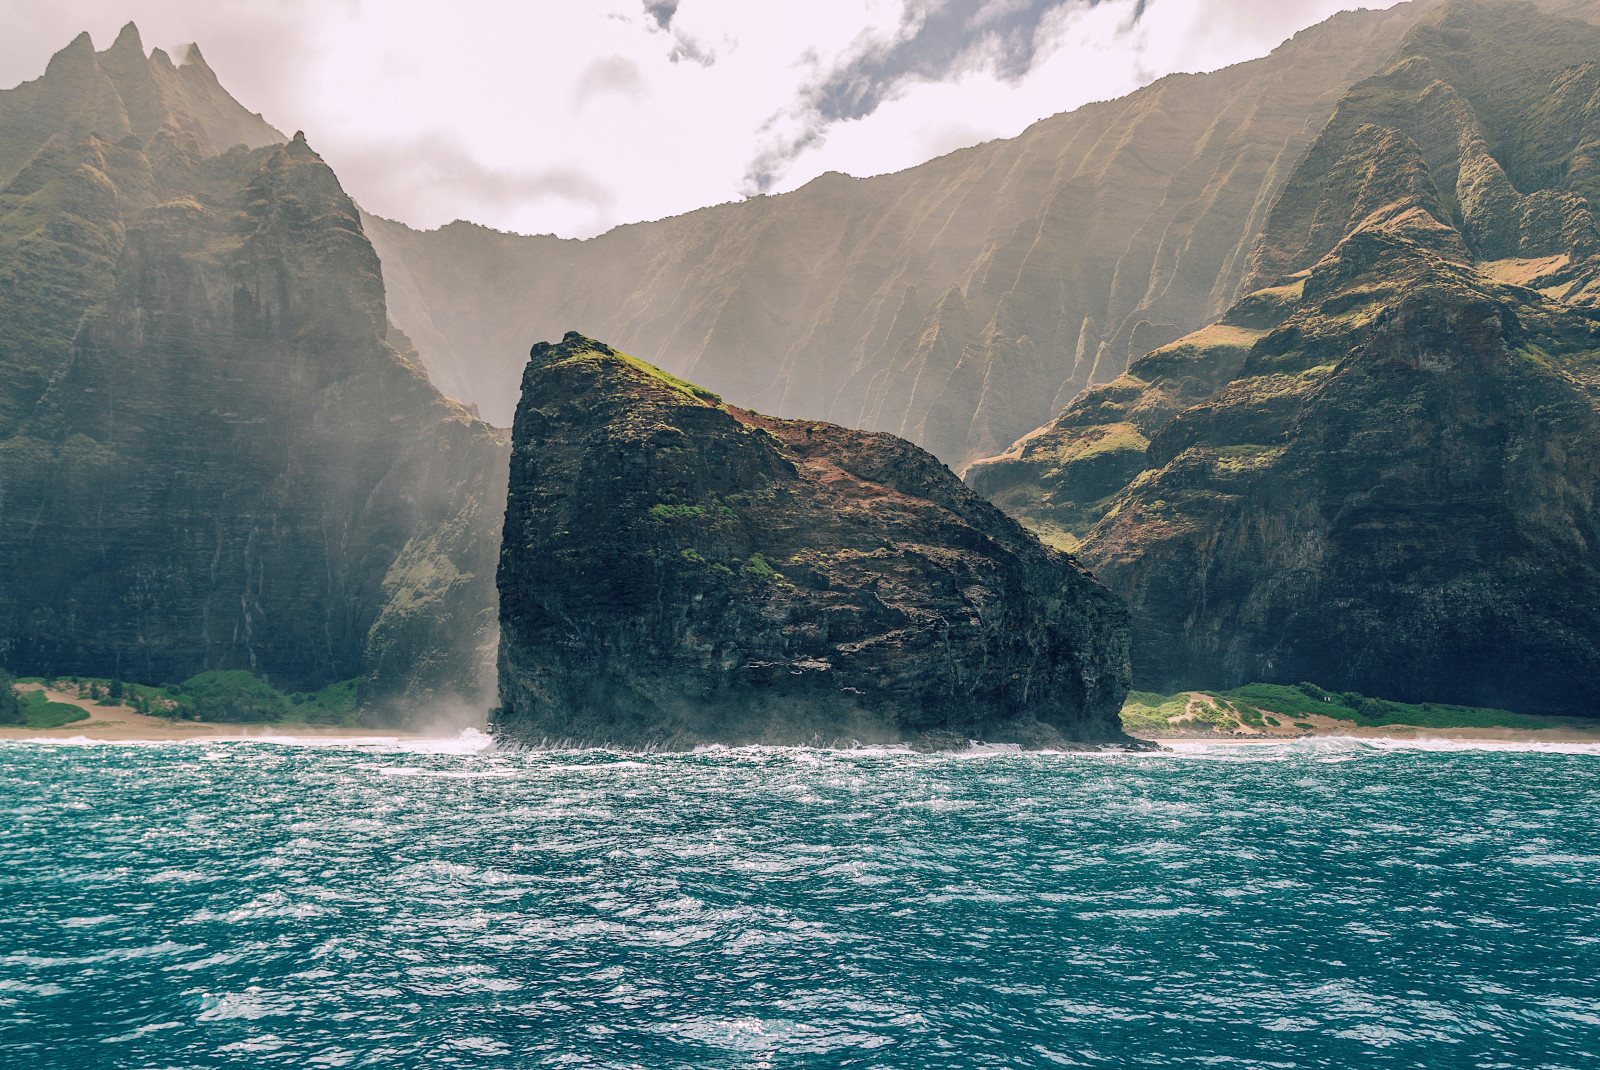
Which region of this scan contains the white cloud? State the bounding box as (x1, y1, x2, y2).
(0, 0, 1404, 238)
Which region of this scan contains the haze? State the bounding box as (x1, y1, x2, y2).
(0, 0, 1404, 236)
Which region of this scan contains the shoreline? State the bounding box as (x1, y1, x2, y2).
(6, 686, 1597, 749)
(1132, 726, 1600, 746)
(1, 684, 456, 743)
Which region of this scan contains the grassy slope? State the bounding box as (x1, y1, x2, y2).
(10, 673, 362, 728)
(1122, 681, 1570, 735)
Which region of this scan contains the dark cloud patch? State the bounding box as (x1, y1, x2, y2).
(643, 1, 679, 31)
(745, 0, 1140, 193)
(640, 0, 713, 66)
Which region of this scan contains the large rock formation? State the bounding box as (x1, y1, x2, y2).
(364, 2, 1444, 467)
(495, 333, 1133, 748)
(966, 0, 1600, 716)
(0, 26, 507, 717)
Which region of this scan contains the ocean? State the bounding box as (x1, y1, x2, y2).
(2, 736, 1597, 1068)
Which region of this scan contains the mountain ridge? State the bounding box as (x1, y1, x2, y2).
(965, 0, 1600, 714)
(0, 26, 505, 718)
(362, 1, 1441, 469)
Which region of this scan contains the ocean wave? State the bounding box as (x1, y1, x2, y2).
(3, 731, 1597, 1069)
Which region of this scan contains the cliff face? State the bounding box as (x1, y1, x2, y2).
(366, 3, 1438, 466)
(966, 0, 1600, 715)
(495, 333, 1132, 749)
(0, 27, 507, 716)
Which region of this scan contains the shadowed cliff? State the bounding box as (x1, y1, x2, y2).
(495, 333, 1133, 749)
(966, 0, 1600, 715)
(0, 26, 508, 718)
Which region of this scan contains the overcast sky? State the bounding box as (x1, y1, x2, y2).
(1, 0, 1403, 238)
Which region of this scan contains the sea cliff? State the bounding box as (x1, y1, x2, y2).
(965, 0, 1600, 715)
(495, 333, 1135, 748)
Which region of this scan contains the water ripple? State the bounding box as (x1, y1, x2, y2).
(0, 740, 1597, 1067)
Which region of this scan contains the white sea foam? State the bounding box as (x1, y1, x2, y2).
(0, 726, 496, 753)
(5, 728, 1597, 760)
(1148, 735, 1600, 758)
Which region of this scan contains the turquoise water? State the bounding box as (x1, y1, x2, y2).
(3, 737, 1599, 1068)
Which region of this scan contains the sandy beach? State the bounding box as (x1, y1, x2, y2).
(1, 684, 449, 743)
(1138, 728, 1600, 745)
(4, 683, 1597, 747)
(1119, 692, 1600, 747)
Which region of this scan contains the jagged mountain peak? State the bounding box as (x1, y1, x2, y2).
(0, 29, 507, 711)
(0, 25, 285, 193)
(46, 31, 96, 70)
(105, 21, 144, 57)
(177, 42, 218, 78)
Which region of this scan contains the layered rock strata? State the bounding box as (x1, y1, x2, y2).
(495, 333, 1134, 748)
(966, 0, 1600, 715)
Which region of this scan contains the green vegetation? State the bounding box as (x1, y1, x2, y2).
(17, 689, 89, 729)
(651, 504, 706, 521)
(1120, 680, 1568, 735)
(745, 553, 781, 581)
(1119, 690, 1206, 733)
(651, 499, 737, 524)
(155, 672, 362, 725)
(290, 679, 361, 726)
(554, 336, 721, 405)
(0, 671, 22, 725)
(613, 350, 722, 404)
(1047, 423, 1149, 468)
(165, 671, 291, 723)
(5, 671, 366, 727)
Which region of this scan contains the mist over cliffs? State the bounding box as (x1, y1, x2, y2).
(0, 26, 507, 717)
(363, 2, 1438, 470)
(5, 4, 1600, 729)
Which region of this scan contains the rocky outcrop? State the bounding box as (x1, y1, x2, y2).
(966, 0, 1600, 716)
(0, 27, 507, 718)
(364, 2, 1442, 467)
(495, 333, 1133, 748)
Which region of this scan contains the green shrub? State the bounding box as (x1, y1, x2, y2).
(24, 701, 89, 729)
(745, 553, 780, 580)
(1225, 682, 1554, 730)
(171, 671, 290, 723)
(1119, 690, 1192, 732)
(650, 503, 705, 521)
(294, 679, 360, 725)
(0, 671, 22, 726)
